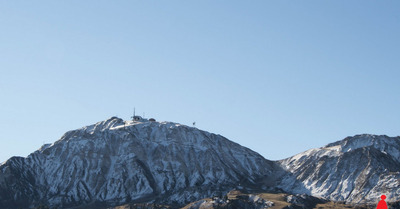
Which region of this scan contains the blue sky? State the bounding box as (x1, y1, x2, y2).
(1, 1, 399, 163)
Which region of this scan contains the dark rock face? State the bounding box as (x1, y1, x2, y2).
(284, 194, 326, 209)
(185, 190, 275, 209)
(0, 117, 274, 209)
(278, 134, 400, 204)
(184, 190, 326, 209)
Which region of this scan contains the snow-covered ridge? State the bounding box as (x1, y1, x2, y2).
(278, 134, 400, 204)
(283, 134, 400, 169)
(322, 134, 400, 163)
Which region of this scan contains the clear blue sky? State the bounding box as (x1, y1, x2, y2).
(1, 1, 399, 163)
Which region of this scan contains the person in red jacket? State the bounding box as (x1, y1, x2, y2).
(377, 195, 388, 209)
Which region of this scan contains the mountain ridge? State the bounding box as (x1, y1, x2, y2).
(278, 134, 400, 204)
(0, 117, 275, 209)
(0, 117, 399, 208)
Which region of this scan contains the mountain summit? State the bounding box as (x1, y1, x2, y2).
(0, 117, 274, 209)
(278, 134, 400, 204)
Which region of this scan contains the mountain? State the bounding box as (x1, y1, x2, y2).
(0, 117, 275, 209)
(278, 134, 400, 204)
(1, 117, 399, 208)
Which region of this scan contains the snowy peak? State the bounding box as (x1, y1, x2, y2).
(0, 117, 274, 209)
(284, 134, 400, 167)
(52, 117, 187, 146)
(70, 117, 189, 136)
(278, 134, 400, 204)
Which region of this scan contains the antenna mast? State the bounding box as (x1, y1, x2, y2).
(131, 107, 136, 121)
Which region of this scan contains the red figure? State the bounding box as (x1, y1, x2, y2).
(376, 195, 387, 209)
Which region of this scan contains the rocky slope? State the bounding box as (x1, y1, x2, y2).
(181, 190, 330, 209)
(1, 117, 400, 208)
(0, 117, 275, 209)
(278, 134, 400, 204)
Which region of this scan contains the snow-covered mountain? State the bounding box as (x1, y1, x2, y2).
(0, 117, 275, 209)
(278, 134, 400, 204)
(1, 117, 399, 208)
